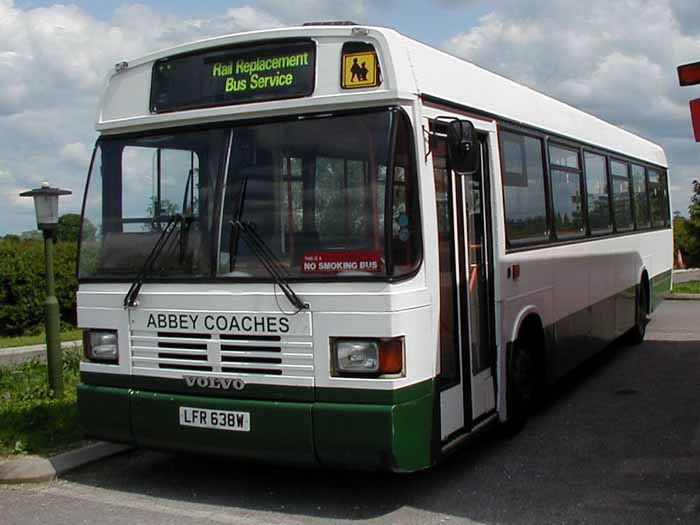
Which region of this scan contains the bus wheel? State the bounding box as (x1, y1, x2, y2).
(503, 337, 537, 436)
(626, 281, 648, 345)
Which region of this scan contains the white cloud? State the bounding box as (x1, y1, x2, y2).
(60, 142, 91, 166)
(0, 1, 287, 234)
(0, 2, 287, 120)
(0, 166, 35, 234)
(255, 0, 369, 24)
(220, 6, 284, 32)
(444, 0, 700, 214)
(2, 0, 699, 234)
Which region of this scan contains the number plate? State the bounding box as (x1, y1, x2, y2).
(179, 406, 250, 432)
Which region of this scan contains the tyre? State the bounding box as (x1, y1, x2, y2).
(626, 281, 648, 345)
(502, 337, 538, 436)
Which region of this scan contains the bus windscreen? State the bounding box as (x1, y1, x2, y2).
(150, 40, 316, 113)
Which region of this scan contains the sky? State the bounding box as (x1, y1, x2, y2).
(1, 0, 700, 235)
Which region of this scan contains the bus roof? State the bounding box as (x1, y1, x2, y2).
(97, 25, 666, 167)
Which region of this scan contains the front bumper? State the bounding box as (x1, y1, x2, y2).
(77, 381, 434, 472)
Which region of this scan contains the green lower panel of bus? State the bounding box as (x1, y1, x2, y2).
(77, 382, 434, 472)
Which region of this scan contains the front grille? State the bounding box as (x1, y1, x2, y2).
(130, 330, 313, 382)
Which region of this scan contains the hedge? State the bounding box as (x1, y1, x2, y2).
(0, 239, 78, 336)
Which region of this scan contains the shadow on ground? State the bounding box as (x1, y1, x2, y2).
(64, 336, 700, 524)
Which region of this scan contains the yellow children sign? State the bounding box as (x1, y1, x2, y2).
(342, 52, 379, 89)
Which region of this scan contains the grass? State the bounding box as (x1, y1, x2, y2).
(672, 280, 700, 294)
(0, 328, 82, 349)
(0, 351, 85, 457)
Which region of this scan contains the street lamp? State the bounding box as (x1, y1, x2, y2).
(20, 182, 71, 398)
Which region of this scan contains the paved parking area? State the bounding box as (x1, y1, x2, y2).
(1, 300, 699, 524)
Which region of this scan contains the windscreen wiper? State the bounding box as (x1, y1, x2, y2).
(124, 214, 182, 308)
(229, 219, 308, 312)
(178, 167, 197, 263)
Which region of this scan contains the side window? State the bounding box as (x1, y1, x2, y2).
(121, 147, 157, 229)
(631, 164, 650, 229)
(315, 157, 348, 243)
(281, 157, 303, 233)
(389, 112, 421, 274)
(500, 131, 548, 245)
(79, 147, 102, 276)
(121, 146, 200, 232)
(584, 152, 612, 234)
(661, 170, 670, 226)
(648, 168, 670, 227)
(432, 134, 460, 388)
(549, 144, 584, 239)
(611, 160, 633, 232)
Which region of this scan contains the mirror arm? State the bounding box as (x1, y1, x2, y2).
(422, 125, 433, 161)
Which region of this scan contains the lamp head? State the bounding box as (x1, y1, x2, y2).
(19, 183, 71, 231)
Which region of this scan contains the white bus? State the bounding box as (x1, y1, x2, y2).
(77, 23, 672, 472)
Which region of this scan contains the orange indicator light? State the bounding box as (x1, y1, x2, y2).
(379, 338, 404, 374)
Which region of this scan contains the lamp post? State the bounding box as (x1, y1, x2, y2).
(20, 182, 71, 398)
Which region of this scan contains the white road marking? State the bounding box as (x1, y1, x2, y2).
(645, 332, 699, 341)
(28, 482, 298, 525)
(584, 489, 700, 515)
(618, 457, 700, 476)
(26, 481, 483, 525)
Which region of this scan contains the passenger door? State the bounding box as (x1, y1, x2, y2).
(431, 121, 496, 442)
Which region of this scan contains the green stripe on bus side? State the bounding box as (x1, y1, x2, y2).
(539, 271, 670, 384)
(81, 372, 434, 405)
(314, 389, 435, 472)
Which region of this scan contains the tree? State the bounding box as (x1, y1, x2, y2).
(675, 180, 700, 268)
(690, 180, 700, 222)
(56, 213, 97, 243)
(144, 197, 178, 232)
(2, 234, 20, 243)
(20, 230, 41, 241)
(57, 214, 80, 242)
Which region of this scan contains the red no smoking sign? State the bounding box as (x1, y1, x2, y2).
(301, 250, 383, 274)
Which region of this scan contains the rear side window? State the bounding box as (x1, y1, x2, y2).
(631, 164, 650, 229)
(501, 131, 548, 245)
(661, 171, 670, 226)
(549, 144, 584, 239)
(648, 168, 669, 227)
(611, 160, 633, 232)
(584, 152, 612, 234)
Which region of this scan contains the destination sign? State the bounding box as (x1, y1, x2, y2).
(150, 40, 316, 113)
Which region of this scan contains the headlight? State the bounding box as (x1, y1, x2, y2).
(332, 337, 404, 376)
(336, 340, 380, 373)
(83, 329, 119, 364)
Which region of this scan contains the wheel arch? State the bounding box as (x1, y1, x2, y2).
(509, 305, 544, 345)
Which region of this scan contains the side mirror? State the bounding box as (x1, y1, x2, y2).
(446, 119, 479, 175)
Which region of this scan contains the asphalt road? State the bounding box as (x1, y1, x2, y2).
(1, 299, 699, 525)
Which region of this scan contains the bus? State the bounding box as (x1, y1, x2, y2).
(77, 23, 673, 472)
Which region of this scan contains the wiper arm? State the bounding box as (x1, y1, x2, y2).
(178, 214, 194, 264)
(124, 214, 182, 308)
(229, 220, 308, 312)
